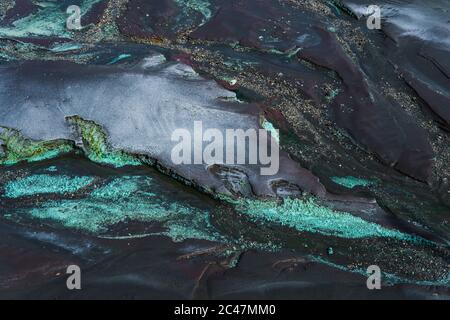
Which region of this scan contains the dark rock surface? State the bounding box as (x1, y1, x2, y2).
(0, 0, 449, 299)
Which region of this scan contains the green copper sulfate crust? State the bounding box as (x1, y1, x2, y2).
(0, 128, 75, 166)
(66, 116, 142, 167)
(107, 53, 132, 65)
(331, 176, 376, 189)
(5, 174, 94, 198)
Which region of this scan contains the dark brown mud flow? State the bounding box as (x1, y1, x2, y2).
(0, 0, 449, 299)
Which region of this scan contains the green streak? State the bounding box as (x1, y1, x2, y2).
(286, 47, 301, 59)
(50, 43, 83, 53)
(268, 47, 301, 58)
(67, 116, 142, 167)
(227, 196, 411, 240)
(107, 54, 132, 65)
(326, 1, 342, 16)
(327, 1, 358, 18)
(5, 174, 94, 198)
(0, 128, 74, 166)
(311, 256, 450, 286)
(331, 176, 375, 189)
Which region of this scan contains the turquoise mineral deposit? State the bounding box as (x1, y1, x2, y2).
(228, 196, 413, 240)
(5, 174, 94, 198)
(331, 176, 376, 189)
(26, 175, 224, 242)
